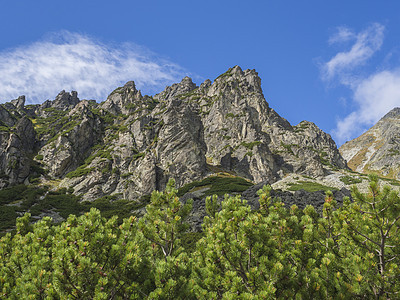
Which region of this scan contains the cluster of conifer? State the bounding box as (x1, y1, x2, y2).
(1, 175, 399, 299)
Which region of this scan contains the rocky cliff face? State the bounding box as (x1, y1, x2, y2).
(340, 107, 400, 179)
(0, 102, 36, 188)
(0, 66, 347, 200)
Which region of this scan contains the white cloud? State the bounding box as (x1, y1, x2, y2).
(328, 26, 355, 45)
(320, 23, 400, 145)
(0, 31, 186, 103)
(334, 70, 400, 143)
(322, 23, 384, 81)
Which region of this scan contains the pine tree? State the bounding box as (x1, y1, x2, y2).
(339, 174, 400, 298)
(138, 178, 194, 299)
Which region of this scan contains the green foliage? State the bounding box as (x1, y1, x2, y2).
(387, 148, 400, 156)
(0, 185, 150, 232)
(240, 140, 261, 150)
(1, 176, 400, 298)
(138, 179, 194, 298)
(215, 68, 232, 80)
(280, 141, 297, 155)
(337, 174, 400, 297)
(177, 175, 253, 197)
(0, 182, 194, 298)
(35, 154, 44, 161)
(0, 185, 47, 231)
(245, 151, 254, 157)
(29, 190, 83, 218)
(319, 151, 330, 165)
(192, 189, 300, 298)
(65, 166, 95, 179)
(31, 108, 69, 139)
(288, 180, 337, 192)
(0, 206, 18, 231)
(133, 152, 145, 160)
(340, 175, 362, 185)
(143, 95, 160, 110)
(0, 126, 10, 132)
(81, 195, 149, 220)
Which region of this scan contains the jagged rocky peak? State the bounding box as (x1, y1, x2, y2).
(381, 107, 400, 120)
(207, 65, 263, 96)
(11, 95, 25, 109)
(68, 100, 97, 118)
(154, 76, 197, 101)
(340, 107, 400, 179)
(15, 116, 36, 152)
(0, 105, 17, 127)
(199, 79, 212, 91)
(0, 66, 350, 199)
(53, 90, 80, 109)
(0, 115, 36, 187)
(40, 90, 80, 111)
(101, 81, 143, 115)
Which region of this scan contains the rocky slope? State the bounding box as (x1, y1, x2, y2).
(340, 107, 400, 180)
(0, 66, 347, 202)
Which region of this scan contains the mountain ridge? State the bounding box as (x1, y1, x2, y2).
(339, 107, 400, 179)
(0, 66, 347, 202)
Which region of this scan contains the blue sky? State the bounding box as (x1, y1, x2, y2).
(1, 1, 400, 145)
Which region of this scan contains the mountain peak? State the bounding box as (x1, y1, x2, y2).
(101, 81, 142, 115)
(155, 76, 197, 101)
(381, 107, 400, 121)
(123, 80, 137, 90)
(231, 65, 244, 75)
(40, 90, 80, 111)
(0, 67, 347, 203)
(340, 107, 400, 179)
(10, 95, 25, 109)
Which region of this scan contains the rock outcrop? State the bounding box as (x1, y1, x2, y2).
(0, 116, 36, 187)
(0, 66, 348, 201)
(340, 107, 400, 179)
(40, 90, 80, 111)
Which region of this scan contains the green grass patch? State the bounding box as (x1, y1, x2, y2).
(0, 184, 47, 206)
(0, 206, 18, 231)
(215, 69, 232, 80)
(177, 176, 253, 197)
(280, 142, 297, 156)
(30, 191, 83, 219)
(35, 154, 44, 161)
(65, 167, 95, 179)
(377, 176, 400, 186)
(0, 126, 10, 132)
(340, 175, 362, 185)
(133, 152, 145, 160)
(0, 185, 152, 232)
(241, 141, 261, 150)
(288, 181, 337, 192)
(29, 190, 149, 222)
(0, 185, 47, 231)
(388, 148, 400, 156)
(81, 195, 149, 221)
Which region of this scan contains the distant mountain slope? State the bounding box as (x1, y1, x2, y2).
(0, 66, 347, 201)
(339, 107, 400, 180)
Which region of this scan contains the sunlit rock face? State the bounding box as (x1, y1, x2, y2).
(0, 66, 347, 200)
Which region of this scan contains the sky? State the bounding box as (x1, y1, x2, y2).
(1, 1, 400, 146)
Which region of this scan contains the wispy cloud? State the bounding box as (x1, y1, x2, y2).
(322, 23, 384, 82)
(0, 31, 186, 103)
(328, 26, 355, 45)
(321, 23, 400, 145)
(333, 70, 400, 143)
